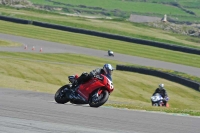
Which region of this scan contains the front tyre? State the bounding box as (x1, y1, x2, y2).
(152, 103, 159, 106)
(55, 85, 70, 104)
(89, 90, 109, 107)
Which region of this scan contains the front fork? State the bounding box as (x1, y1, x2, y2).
(92, 89, 103, 102)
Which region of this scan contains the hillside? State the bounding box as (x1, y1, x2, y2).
(1, 0, 199, 37)
(28, 0, 200, 23)
(2, 0, 199, 23)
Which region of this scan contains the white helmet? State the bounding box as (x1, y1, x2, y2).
(103, 64, 113, 75)
(159, 83, 164, 89)
(103, 64, 113, 81)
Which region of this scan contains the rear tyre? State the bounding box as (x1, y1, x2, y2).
(89, 89, 109, 107)
(55, 85, 70, 104)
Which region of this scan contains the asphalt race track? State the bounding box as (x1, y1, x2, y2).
(0, 33, 200, 77)
(0, 88, 200, 133)
(0, 33, 200, 133)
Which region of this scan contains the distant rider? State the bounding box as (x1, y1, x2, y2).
(152, 83, 169, 106)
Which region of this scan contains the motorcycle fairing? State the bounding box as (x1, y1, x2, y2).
(77, 80, 105, 101)
(77, 75, 111, 101)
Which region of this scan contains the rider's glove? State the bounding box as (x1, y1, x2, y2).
(164, 96, 169, 101)
(89, 71, 95, 78)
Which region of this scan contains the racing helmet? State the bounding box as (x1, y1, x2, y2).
(103, 64, 113, 80)
(158, 83, 164, 90)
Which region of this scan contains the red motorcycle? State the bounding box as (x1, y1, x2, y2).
(55, 74, 114, 107)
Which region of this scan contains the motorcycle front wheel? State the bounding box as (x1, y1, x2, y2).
(89, 89, 109, 107)
(54, 85, 71, 104)
(152, 103, 159, 106)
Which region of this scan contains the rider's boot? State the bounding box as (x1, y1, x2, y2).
(69, 80, 79, 99)
(71, 80, 79, 92)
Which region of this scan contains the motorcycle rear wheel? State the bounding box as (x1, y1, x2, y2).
(89, 89, 109, 107)
(54, 85, 70, 104)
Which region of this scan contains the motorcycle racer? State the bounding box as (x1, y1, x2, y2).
(55, 64, 114, 107)
(71, 64, 114, 91)
(152, 83, 169, 106)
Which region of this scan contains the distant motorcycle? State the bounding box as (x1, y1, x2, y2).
(55, 74, 114, 107)
(151, 93, 169, 107)
(108, 50, 114, 57)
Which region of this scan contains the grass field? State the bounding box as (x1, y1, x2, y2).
(0, 52, 200, 116)
(30, 0, 188, 16)
(29, 0, 200, 22)
(1, 6, 200, 49)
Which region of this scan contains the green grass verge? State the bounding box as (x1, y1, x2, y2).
(0, 39, 22, 46)
(1, 51, 199, 83)
(0, 52, 200, 116)
(0, 20, 200, 68)
(105, 103, 200, 116)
